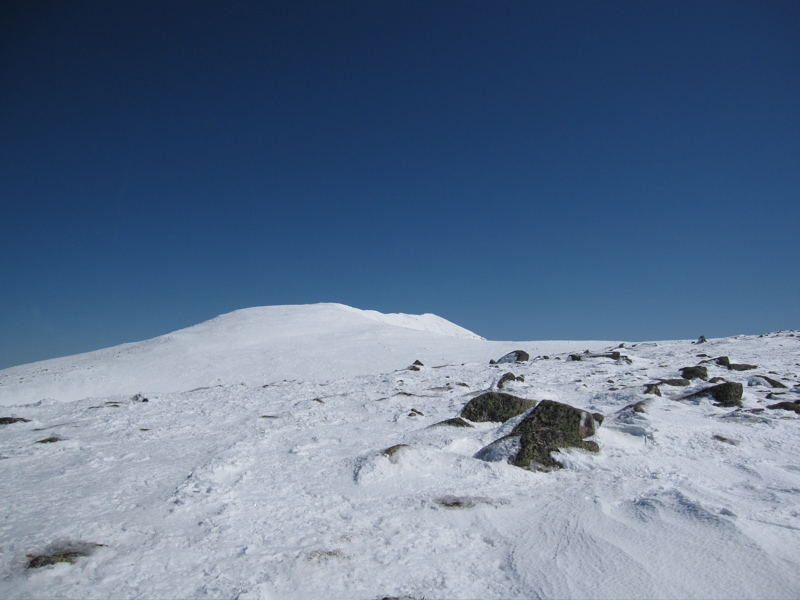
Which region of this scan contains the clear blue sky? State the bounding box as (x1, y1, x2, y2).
(1, 0, 798, 369)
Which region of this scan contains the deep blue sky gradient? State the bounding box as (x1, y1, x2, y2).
(2, 1, 799, 368)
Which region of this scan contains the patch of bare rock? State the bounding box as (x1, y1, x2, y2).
(474, 400, 603, 471)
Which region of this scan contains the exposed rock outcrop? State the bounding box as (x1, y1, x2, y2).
(496, 350, 530, 364)
(767, 401, 800, 414)
(460, 392, 536, 423)
(429, 417, 473, 428)
(748, 375, 788, 389)
(497, 372, 524, 389)
(474, 400, 602, 471)
(658, 379, 691, 387)
(0, 417, 30, 425)
(680, 366, 709, 380)
(36, 436, 64, 444)
(620, 400, 651, 414)
(728, 363, 758, 372)
(511, 400, 600, 439)
(569, 351, 630, 363)
(683, 382, 744, 407)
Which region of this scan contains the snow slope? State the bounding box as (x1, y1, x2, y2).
(1, 306, 799, 599)
(0, 303, 610, 407)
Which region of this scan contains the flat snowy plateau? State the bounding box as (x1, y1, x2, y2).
(0, 304, 798, 599)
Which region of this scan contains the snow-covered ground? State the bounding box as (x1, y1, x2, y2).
(1, 304, 798, 599)
(0, 303, 610, 407)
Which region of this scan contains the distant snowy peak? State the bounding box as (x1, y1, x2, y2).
(177, 303, 484, 341)
(359, 308, 485, 340)
(0, 303, 495, 406)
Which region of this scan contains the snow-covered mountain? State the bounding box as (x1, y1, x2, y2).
(0, 303, 612, 407)
(1, 305, 798, 599)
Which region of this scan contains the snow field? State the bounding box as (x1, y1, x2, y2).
(0, 303, 610, 406)
(1, 309, 799, 598)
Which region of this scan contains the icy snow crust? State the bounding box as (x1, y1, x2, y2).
(1, 306, 799, 599)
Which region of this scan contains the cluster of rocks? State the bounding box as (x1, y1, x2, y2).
(435, 391, 604, 472)
(394, 341, 797, 474)
(497, 372, 525, 389)
(473, 397, 602, 471)
(631, 352, 797, 455)
(636, 355, 796, 410)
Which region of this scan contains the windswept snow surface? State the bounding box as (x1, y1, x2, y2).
(1, 308, 799, 599)
(0, 303, 593, 407)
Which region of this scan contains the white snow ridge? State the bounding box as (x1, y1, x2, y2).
(1, 304, 799, 599)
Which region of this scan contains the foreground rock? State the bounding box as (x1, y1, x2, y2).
(511, 400, 600, 439)
(460, 392, 536, 423)
(475, 400, 602, 471)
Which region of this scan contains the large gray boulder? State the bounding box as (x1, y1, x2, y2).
(475, 429, 599, 471)
(474, 400, 603, 471)
(511, 399, 600, 439)
(460, 392, 536, 423)
(680, 366, 709, 380)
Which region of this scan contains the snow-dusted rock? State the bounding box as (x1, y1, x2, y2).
(680, 366, 709, 380)
(475, 399, 603, 471)
(767, 401, 800, 414)
(748, 375, 788, 389)
(684, 382, 744, 407)
(511, 399, 601, 439)
(496, 350, 530, 364)
(460, 392, 536, 423)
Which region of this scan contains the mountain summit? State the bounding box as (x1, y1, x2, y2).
(0, 303, 609, 406)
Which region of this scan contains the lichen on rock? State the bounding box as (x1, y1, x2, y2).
(460, 392, 536, 423)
